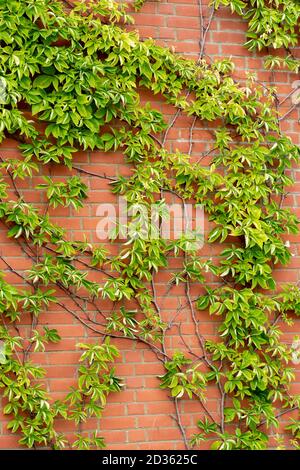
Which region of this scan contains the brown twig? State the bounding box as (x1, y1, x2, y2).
(0, 255, 32, 286)
(178, 323, 204, 360)
(44, 244, 117, 279)
(188, 116, 197, 156)
(162, 107, 183, 147)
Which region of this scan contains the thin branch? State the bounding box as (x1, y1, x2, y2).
(58, 299, 169, 360)
(73, 165, 116, 181)
(161, 2, 215, 149)
(162, 107, 183, 146)
(279, 86, 300, 107)
(151, 272, 167, 358)
(197, 0, 204, 58)
(149, 133, 163, 148)
(44, 244, 117, 279)
(178, 323, 204, 360)
(199, 3, 216, 61)
(0, 255, 32, 285)
(23, 313, 38, 363)
(279, 104, 298, 121)
(185, 267, 225, 428)
(220, 390, 226, 434)
(188, 116, 197, 156)
(186, 276, 206, 355)
(196, 146, 216, 164)
(61, 0, 75, 8)
(0, 154, 22, 199)
(171, 398, 190, 450)
(258, 406, 299, 428)
(279, 192, 289, 209)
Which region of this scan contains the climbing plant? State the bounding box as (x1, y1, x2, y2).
(215, 0, 300, 71)
(0, 0, 299, 450)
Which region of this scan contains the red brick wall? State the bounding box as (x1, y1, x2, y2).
(0, 1, 299, 450)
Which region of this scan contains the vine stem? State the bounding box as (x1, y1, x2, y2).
(198, 1, 216, 61)
(258, 406, 299, 428)
(151, 272, 167, 358)
(0, 154, 22, 199)
(23, 313, 38, 363)
(0, 252, 170, 363)
(171, 398, 190, 450)
(162, 0, 215, 148)
(267, 48, 291, 215)
(56, 300, 170, 361)
(73, 165, 116, 181)
(279, 85, 300, 107)
(162, 107, 183, 146)
(220, 390, 226, 434)
(61, 0, 74, 8)
(185, 255, 226, 431)
(1, 314, 23, 365)
(178, 323, 205, 361)
(0, 255, 32, 285)
(151, 270, 192, 445)
(177, 191, 225, 431)
(149, 196, 191, 447)
(188, 116, 197, 156)
(44, 244, 117, 279)
(279, 104, 298, 121)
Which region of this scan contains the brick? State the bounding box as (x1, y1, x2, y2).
(0, 0, 299, 452)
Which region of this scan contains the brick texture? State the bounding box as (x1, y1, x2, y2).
(0, 0, 299, 450)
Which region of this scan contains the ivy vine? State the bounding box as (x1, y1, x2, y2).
(215, 0, 300, 73)
(0, 0, 299, 450)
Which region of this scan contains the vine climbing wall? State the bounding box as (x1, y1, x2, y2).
(0, 0, 300, 450)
